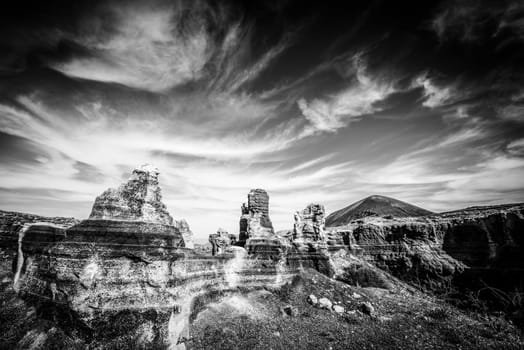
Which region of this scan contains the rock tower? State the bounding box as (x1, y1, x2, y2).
(239, 189, 274, 245)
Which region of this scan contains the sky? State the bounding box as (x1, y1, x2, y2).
(1, 0, 524, 241)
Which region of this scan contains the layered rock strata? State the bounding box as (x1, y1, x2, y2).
(90, 164, 173, 225)
(0, 210, 78, 286)
(326, 203, 524, 293)
(239, 189, 274, 245)
(293, 203, 326, 243)
(7, 174, 332, 348)
(90, 164, 193, 248)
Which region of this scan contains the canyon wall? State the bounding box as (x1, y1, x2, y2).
(326, 204, 524, 293)
(0, 210, 78, 286)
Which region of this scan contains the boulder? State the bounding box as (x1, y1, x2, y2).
(332, 305, 345, 314)
(307, 294, 318, 305)
(318, 297, 332, 310)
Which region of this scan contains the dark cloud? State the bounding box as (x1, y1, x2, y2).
(0, 131, 47, 165)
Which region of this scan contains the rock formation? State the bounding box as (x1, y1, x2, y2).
(209, 228, 237, 255)
(90, 164, 174, 225)
(239, 189, 274, 245)
(238, 189, 293, 263)
(175, 219, 194, 249)
(0, 210, 78, 286)
(293, 203, 326, 243)
(90, 164, 194, 248)
(6, 173, 324, 349)
(325, 203, 524, 298)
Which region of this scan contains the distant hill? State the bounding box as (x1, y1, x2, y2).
(325, 195, 433, 226)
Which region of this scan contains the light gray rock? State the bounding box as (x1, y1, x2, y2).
(89, 164, 174, 225)
(307, 294, 318, 305)
(318, 297, 332, 310)
(332, 305, 345, 314)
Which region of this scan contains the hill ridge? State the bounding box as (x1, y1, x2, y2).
(326, 194, 433, 226)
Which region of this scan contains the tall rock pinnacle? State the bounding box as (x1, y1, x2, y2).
(239, 188, 274, 245)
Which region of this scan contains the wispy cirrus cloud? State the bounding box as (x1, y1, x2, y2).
(51, 1, 293, 93)
(297, 54, 395, 134)
(1, 0, 524, 241)
(412, 73, 454, 108)
(53, 2, 210, 91)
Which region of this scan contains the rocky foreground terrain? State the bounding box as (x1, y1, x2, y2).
(0, 165, 523, 349)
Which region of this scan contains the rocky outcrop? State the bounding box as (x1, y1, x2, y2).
(0, 211, 78, 286)
(90, 164, 194, 248)
(209, 228, 237, 255)
(239, 189, 274, 245)
(7, 176, 336, 348)
(326, 203, 524, 295)
(293, 203, 326, 243)
(90, 164, 174, 225)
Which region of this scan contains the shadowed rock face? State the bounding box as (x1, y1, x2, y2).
(326, 204, 524, 295)
(0, 210, 78, 286)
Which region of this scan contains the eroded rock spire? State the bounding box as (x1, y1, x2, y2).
(89, 164, 174, 225)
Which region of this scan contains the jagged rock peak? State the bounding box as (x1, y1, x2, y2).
(89, 164, 174, 225)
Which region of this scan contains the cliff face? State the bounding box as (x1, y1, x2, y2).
(326, 203, 524, 294)
(0, 210, 78, 286)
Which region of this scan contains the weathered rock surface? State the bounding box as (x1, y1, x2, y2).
(90, 164, 174, 225)
(175, 219, 194, 249)
(1, 177, 337, 348)
(209, 228, 237, 255)
(326, 202, 524, 308)
(239, 189, 274, 245)
(293, 203, 326, 243)
(0, 210, 78, 285)
(90, 164, 194, 249)
(318, 297, 332, 310)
